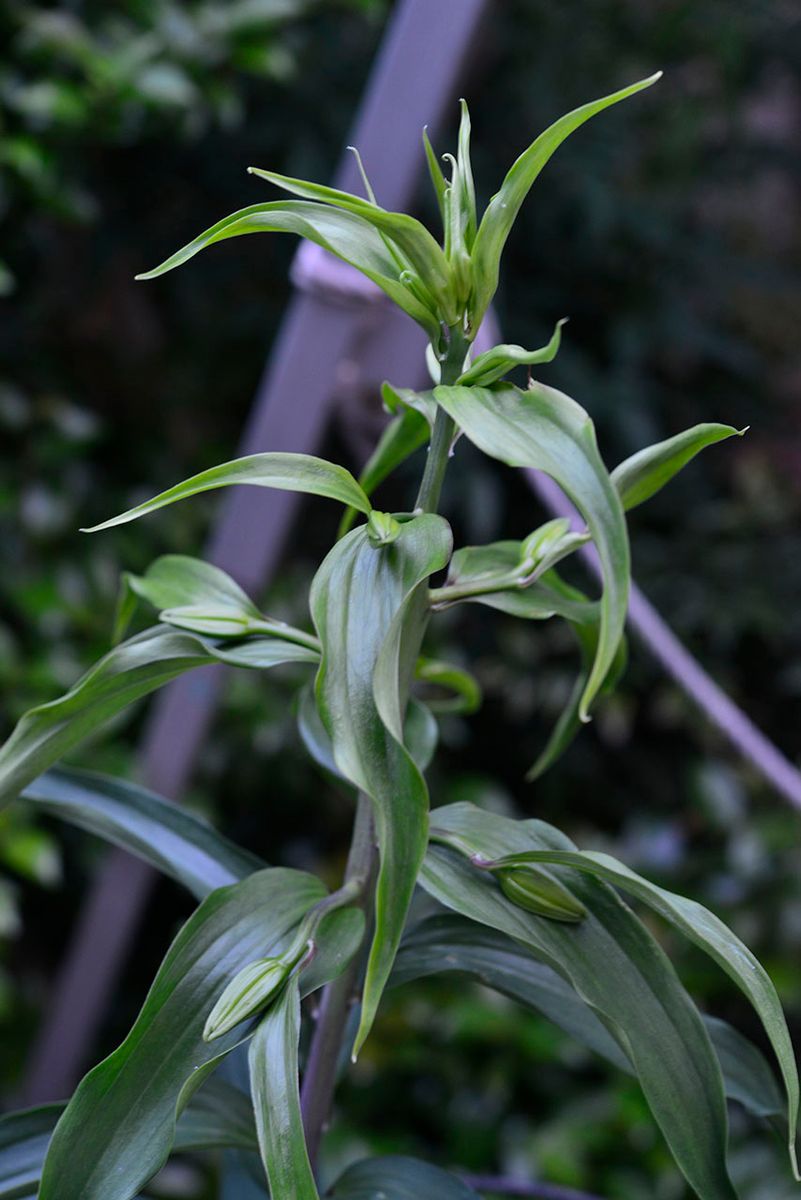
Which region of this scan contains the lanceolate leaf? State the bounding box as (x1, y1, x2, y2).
(469, 73, 661, 326)
(82, 452, 371, 533)
(456, 319, 567, 388)
(611, 422, 745, 511)
(38, 868, 361, 1200)
(135, 201, 441, 339)
(393, 915, 786, 1122)
(246, 168, 454, 315)
(422, 803, 737, 1200)
(0, 626, 315, 812)
(434, 382, 629, 719)
(248, 981, 317, 1200)
(20, 767, 260, 899)
(489, 844, 800, 1178)
(330, 1156, 480, 1199)
(310, 514, 452, 1056)
(0, 1080, 259, 1200)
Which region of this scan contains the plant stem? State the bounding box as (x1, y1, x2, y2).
(300, 793, 375, 1166)
(414, 326, 468, 513)
(302, 326, 468, 1168)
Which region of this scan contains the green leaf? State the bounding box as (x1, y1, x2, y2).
(0, 1104, 61, 1200)
(434, 382, 629, 719)
(82, 452, 372, 533)
(38, 868, 360, 1200)
(382, 380, 439, 431)
(338, 407, 430, 538)
(310, 514, 452, 1056)
(393, 914, 786, 1122)
(611, 423, 746, 511)
(247, 168, 454, 318)
(415, 658, 482, 715)
(456, 318, 567, 388)
(249, 981, 318, 1200)
(0, 1080, 259, 1200)
(122, 554, 320, 647)
(330, 1156, 480, 1199)
(456, 99, 477, 252)
(0, 626, 315, 812)
(469, 74, 661, 326)
(487, 843, 800, 1178)
(422, 803, 737, 1200)
(21, 767, 261, 899)
(422, 127, 447, 222)
(136, 200, 441, 339)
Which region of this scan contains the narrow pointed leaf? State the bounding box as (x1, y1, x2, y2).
(422, 803, 737, 1200)
(382, 380, 438, 430)
(247, 168, 453, 310)
(127, 554, 261, 617)
(38, 868, 361, 1200)
(456, 319, 567, 388)
(611, 423, 745, 511)
(434, 382, 629, 718)
(456, 99, 477, 250)
(489, 844, 800, 1178)
(310, 514, 452, 1056)
(393, 914, 786, 1121)
(0, 1081, 259, 1199)
(470, 74, 661, 324)
(0, 626, 314, 812)
(136, 200, 441, 338)
(21, 767, 261, 898)
(83, 452, 371, 533)
(339, 407, 429, 537)
(330, 1156, 480, 1199)
(248, 981, 318, 1200)
(422, 127, 447, 220)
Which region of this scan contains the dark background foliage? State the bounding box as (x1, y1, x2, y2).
(1, 1, 800, 1196)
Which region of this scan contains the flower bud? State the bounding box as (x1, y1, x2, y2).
(496, 866, 586, 923)
(367, 511, 402, 547)
(519, 518, 571, 572)
(203, 956, 291, 1042)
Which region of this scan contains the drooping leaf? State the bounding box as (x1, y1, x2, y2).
(469, 74, 661, 326)
(338, 407, 430, 538)
(135, 200, 441, 339)
(382, 380, 439, 431)
(456, 318, 567, 388)
(83, 452, 372, 533)
(246, 168, 454, 318)
(248, 980, 317, 1200)
(0, 626, 315, 813)
(393, 914, 786, 1122)
(422, 803, 737, 1200)
(486, 843, 800, 1178)
(611, 423, 746, 511)
(0, 1080, 259, 1200)
(330, 1156, 480, 1199)
(20, 767, 260, 899)
(38, 868, 361, 1200)
(434, 382, 629, 719)
(310, 514, 452, 1056)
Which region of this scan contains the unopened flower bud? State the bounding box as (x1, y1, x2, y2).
(519, 518, 571, 572)
(497, 866, 586, 923)
(203, 956, 291, 1042)
(367, 511, 402, 547)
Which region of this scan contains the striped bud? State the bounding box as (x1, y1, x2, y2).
(496, 866, 586, 923)
(203, 956, 291, 1042)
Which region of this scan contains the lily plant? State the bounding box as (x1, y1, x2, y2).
(0, 73, 797, 1200)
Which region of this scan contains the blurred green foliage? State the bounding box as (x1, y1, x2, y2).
(1, 0, 801, 1197)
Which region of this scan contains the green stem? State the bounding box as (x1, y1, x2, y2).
(414, 326, 468, 513)
(300, 794, 375, 1167)
(301, 326, 468, 1170)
